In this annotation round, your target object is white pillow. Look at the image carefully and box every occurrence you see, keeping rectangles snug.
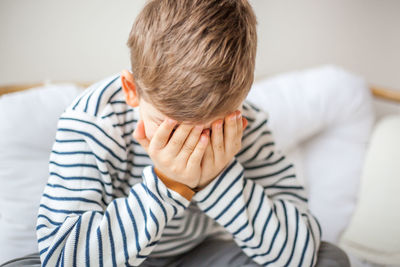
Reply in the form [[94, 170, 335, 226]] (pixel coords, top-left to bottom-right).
[[340, 115, 400, 266], [247, 64, 375, 244], [0, 84, 82, 263]]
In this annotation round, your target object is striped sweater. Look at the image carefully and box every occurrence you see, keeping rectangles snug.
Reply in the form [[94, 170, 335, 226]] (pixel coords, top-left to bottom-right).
[[36, 73, 321, 266]]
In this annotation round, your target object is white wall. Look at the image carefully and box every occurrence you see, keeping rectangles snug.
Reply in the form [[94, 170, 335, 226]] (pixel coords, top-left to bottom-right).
[[1, 0, 399, 91]]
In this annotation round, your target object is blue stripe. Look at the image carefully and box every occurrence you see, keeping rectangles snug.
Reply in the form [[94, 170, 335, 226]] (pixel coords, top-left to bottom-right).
[[42, 193, 102, 207], [57, 128, 125, 164], [55, 138, 85, 143], [38, 227, 59, 243], [97, 228, 103, 267], [105, 211, 117, 267], [284, 209, 299, 267], [270, 192, 308, 203], [166, 189, 186, 210], [42, 223, 76, 266], [73, 217, 81, 267], [265, 185, 304, 190], [244, 155, 285, 170], [51, 150, 92, 156], [52, 149, 138, 188], [36, 224, 47, 231], [59, 117, 125, 150], [237, 130, 269, 157], [152, 168, 165, 202], [108, 87, 122, 103], [247, 101, 261, 112], [243, 142, 275, 164], [39, 204, 85, 215], [46, 183, 102, 195], [37, 214, 62, 226], [85, 212, 96, 267], [124, 198, 141, 252], [73, 89, 91, 111], [49, 172, 116, 197], [197, 160, 237, 203], [112, 118, 137, 128], [130, 189, 151, 241], [262, 201, 289, 263], [298, 227, 310, 266], [214, 178, 247, 221], [94, 76, 120, 116], [50, 161, 99, 170], [149, 209, 160, 237], [39, 247, 48, 255], [224, 181, 256, 228], [140, 183, 168, 224], [101, 109, 133, 120], [241, 120, 268, 142], [247, 164, 293, 180], [110, 100, 126, 105], [84, 90, 95, 113], [203, 169, 244, 213], [157, 214, 194, 242]]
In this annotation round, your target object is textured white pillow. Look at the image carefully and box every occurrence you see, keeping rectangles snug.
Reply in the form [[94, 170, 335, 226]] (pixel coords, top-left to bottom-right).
[[247, 64, 375, 244], [0, 84, 82, 263], [340, 116, 400, 266]]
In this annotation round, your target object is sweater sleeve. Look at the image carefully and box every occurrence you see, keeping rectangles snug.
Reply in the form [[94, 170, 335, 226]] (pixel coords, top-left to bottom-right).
[[192, 109, 322, 267], [36, 110, 191, 267]]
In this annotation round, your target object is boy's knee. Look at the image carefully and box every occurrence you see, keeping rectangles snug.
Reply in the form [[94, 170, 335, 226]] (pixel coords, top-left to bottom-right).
[[315, 241, 351, 267]]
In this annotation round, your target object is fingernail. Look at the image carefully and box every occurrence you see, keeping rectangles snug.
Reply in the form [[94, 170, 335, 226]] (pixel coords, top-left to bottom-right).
[[230, 113, 236, 121], [168, 118, 177, 125], [195, 125, 203, 131], [236, 111, 242, 119], [217, 120, 223, 129]]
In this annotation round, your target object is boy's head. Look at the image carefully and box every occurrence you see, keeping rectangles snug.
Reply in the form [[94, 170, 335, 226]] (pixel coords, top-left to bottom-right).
[[121, 0, 257, 139]]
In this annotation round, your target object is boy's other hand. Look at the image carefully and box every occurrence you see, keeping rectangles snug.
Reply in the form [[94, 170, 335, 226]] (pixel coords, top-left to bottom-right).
[[196, 111, 248, 190], [133, 118, 209, 189]]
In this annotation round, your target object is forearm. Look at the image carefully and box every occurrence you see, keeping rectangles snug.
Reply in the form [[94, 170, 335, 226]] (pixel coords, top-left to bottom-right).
[[37, 165, 191, 266], [192, 159, 321, 266]]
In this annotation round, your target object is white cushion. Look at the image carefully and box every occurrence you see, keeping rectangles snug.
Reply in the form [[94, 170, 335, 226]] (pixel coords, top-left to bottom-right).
[[340, 115, 400, 265], [0, 84, 82, 263], [247, 64, 375, 244]]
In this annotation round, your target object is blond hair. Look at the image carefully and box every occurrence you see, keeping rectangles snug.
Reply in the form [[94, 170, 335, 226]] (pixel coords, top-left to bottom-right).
[[126, 0, 257, 122]]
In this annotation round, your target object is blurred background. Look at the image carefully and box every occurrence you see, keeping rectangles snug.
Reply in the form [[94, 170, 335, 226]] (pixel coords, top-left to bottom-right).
[[1, 0, 399, 89]]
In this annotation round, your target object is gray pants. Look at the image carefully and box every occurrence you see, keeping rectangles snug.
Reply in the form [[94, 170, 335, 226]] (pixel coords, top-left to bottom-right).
[[0, 239, 350, 267]]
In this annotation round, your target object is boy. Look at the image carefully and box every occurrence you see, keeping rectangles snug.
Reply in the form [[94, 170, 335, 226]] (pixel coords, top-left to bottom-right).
[[33, 0, 350, 266]]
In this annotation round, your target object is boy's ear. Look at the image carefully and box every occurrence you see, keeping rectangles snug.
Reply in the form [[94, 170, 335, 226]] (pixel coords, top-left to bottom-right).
[[121, 69, 139, 107]]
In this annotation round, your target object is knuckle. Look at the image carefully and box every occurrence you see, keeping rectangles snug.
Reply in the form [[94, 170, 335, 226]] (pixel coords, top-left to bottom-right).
[[216, 144, 224, 151], [170, 165, 179, 174], [182, 142, 196, 153], [170, 138, 181, 147]]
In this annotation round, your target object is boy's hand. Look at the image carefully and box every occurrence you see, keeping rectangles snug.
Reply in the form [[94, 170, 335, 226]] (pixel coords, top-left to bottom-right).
[[133, 118, 209, 189], [196, 110, 248, 190]]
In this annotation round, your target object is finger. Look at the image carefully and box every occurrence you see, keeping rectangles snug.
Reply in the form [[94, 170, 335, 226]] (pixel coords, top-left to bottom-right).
[[165, 123, 194, 156], [133, 120, 150, 150], [242, 117, 248, 130], [224, 111, 238, 151], [201, 130, 214, 166], [237, 110, 243, 136], [177, 124, 204, 163], [187, 133, 209, 169], [211, 118, 224, 159], [150, 118, 177, 150]]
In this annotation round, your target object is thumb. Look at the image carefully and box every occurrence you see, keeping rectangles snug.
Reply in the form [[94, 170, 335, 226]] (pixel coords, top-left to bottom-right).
[[133, 120, 150, 150]]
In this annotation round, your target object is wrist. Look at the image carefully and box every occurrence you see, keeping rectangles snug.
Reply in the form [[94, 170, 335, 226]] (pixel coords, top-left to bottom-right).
[[154, 167, 195, 201]]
